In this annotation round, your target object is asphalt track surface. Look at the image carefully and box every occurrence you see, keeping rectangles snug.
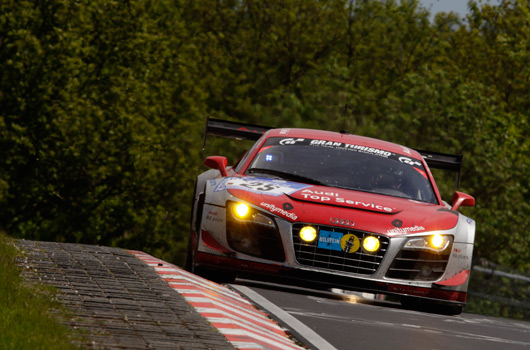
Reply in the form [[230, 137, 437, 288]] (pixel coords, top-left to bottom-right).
[[15, 240, 234, 350], [235, 281, 530, 350]]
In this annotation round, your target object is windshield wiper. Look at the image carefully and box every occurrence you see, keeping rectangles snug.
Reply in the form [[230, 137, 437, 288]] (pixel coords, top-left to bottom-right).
[[247, 168, 325, 186]]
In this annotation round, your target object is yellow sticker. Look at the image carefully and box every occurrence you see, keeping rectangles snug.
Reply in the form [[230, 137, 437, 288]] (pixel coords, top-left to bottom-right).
[[340, 234, 360, 253]]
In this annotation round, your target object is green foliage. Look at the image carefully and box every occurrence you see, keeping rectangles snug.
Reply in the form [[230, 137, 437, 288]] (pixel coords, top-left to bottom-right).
[[0, 232, 79, 349], [0, 0, 203, 262], [1, 0, 529, 278], [467, 261, 530, 319]]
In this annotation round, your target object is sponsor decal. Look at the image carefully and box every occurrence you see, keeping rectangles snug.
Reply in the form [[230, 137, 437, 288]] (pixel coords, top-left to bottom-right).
[[466, 218, 474, 225], [399, 156, 422, 167], [452, 252, 470, 260], [340, 234, 360, 253], [301, 189, 340, 197], [260, 202, 298, 220], [309, 139, 392, 157], [205, 209, 224, 223], [318, 230, 360, 253], [387, 225, 425, 235], [214, 177, 310, 196], [279, 138, 305, 145], [310, 140, 343, 148], [387, 284, 430, 297], [282, 202, 293, 210], [330, 217, 355, 227], [392, 219, 403, 228], [279, 128, 291, 135], [317, 230, 341, 251], [402, 147, 412, 155], [262, 137, 429, 171], [267, 138, 394, 158], [318, 231, 341, 250], [300, 189, 394, 212]]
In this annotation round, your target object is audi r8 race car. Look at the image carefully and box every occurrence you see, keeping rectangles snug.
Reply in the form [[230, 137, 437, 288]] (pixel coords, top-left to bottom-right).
[[185, 118, 476, 315]]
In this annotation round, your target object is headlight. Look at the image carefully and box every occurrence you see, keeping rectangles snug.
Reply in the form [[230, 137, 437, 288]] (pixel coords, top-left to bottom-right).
[[228, 201, 275, 227], [299, 226, 317, 243], [404, 235, 452, 251], [234, 203, 250, 219], [362, 236, 381, 253], [430, 234, 445, 249], [226, 201, 284, 261]]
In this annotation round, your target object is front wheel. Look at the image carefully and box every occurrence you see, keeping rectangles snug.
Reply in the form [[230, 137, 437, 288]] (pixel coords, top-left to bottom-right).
[[195, 266, 237, 284], [400, 296, 463, 315], [183, 231, 196, 272], [184, 218, 236, 283], [189, 241, 237, 284], [185, 184, 236, 284]]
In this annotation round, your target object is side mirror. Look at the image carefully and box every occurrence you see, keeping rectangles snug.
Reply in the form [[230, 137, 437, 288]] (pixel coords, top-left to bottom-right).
[[451, 191, 475, 211], [204, 156, 228, 177]]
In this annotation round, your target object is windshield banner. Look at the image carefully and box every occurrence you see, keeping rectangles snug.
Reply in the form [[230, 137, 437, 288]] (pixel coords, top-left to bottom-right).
[[264, 137, 425, 170]]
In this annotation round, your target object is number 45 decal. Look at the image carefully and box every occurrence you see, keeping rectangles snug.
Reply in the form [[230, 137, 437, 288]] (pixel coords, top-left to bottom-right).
[[214, 177, 311, 196], [239, 181, 280, 192]]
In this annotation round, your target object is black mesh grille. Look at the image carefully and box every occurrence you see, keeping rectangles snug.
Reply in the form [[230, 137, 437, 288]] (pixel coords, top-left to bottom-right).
[[386, 247, 451, 281], [227, 220, 285, 262], [292, 224, 389, 275]]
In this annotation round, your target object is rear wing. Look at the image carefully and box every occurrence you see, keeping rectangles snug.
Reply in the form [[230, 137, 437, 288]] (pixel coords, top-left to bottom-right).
[[203, 117, 464, 187], [202, 116, 272, 149], [416, 149, 463, 187]]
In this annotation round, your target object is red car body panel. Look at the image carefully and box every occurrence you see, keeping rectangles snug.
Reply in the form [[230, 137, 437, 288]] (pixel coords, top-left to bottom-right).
[[229, 186, 459, 236]]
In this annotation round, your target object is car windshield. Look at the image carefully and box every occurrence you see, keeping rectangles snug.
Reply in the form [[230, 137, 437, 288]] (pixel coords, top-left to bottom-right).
[[246, 137, 438, 203]]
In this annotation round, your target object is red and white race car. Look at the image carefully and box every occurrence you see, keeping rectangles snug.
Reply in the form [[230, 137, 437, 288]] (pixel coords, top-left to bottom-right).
[[185, 118, 475, 314]]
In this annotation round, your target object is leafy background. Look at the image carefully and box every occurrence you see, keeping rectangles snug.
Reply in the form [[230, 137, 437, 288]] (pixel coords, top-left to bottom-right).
[[1, 0, 529, 317]]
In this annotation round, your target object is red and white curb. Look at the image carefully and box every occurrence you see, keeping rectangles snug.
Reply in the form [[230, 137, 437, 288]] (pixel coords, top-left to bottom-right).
[[130, 251, 305, 350]]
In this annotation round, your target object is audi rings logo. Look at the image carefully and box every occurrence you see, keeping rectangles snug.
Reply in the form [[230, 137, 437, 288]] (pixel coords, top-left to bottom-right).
[[330, 218, 355, 227]]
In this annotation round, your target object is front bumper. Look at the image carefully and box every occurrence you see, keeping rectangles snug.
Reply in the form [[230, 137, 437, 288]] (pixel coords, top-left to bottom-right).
[[198, 203, 472, 305], [195, 251, 467, 304]]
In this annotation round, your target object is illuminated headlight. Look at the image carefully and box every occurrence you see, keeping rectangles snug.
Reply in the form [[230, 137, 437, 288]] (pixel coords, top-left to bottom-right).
[[228, 202, 275, 227], [234, 203, 250, 219], [404, 235, 452, 251], [430, 234, 445, 249], [299, 226, 317, 243], [362, 236, 380, 253]]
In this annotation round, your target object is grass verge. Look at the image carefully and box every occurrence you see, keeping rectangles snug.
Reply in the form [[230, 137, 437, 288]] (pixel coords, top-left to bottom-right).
[[0, 232, 80, 349]]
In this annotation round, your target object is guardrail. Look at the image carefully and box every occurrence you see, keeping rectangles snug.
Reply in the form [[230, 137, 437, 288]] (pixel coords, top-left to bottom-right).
[[467, 260, 530, 319]]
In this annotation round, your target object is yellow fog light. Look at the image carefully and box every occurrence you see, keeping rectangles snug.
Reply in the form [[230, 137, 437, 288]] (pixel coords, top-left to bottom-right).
[[363, 236, 380, 253], [430, 234, 445, 249], [234, 203, 250, 219], [299, 226, 317, 243]]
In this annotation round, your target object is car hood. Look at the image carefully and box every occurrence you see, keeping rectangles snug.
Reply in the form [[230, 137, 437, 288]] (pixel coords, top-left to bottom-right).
[[225, 180, 458, 237]]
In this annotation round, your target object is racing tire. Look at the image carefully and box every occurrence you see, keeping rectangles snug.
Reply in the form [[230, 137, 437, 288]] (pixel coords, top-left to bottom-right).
[[194, 266, 237, 284], [400, 296, 463, 316], [183, 232, 195, 272], [440, 304, 463, 316], [185, 187, 236, 284], [184, 183, 201, 272]]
